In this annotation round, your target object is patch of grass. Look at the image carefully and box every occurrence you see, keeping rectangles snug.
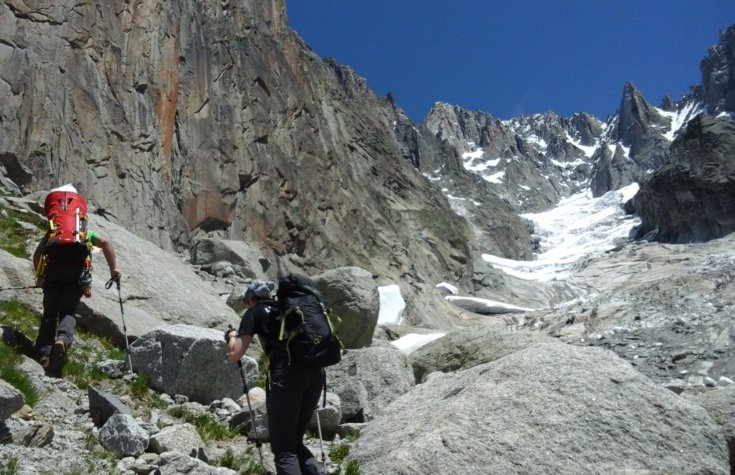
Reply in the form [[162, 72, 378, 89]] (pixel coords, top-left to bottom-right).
[[88, 371, 162, 411], [167, 406, 239, 442], [329, 443, 350, 464], [0, 203, 45, 258], [215, 448, 269, 475], [74, 326, 125, 361], [63, 360, 106, 389], [344, 460, 361, 475], [0, 301, 40, 336], [0, 343, 39, 406], [0, 456, 20, 475], [129, 372, 154, 401], [326, 443, 363, 475], [100, 341, 125, 361]]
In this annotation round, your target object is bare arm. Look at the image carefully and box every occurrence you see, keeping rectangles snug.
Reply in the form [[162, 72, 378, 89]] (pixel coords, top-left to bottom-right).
[[92, 235, 121, 282], [226, 331, 253, 363]]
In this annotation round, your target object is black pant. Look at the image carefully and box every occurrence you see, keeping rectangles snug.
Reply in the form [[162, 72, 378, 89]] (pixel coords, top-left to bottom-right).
[[267, 362, 325, 475], [35, 265, 82, 355]]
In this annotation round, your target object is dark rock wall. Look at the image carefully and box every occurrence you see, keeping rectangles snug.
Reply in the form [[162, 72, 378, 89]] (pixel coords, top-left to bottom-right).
[[700, 25, 735, 114], [628, 116, 735, 243]]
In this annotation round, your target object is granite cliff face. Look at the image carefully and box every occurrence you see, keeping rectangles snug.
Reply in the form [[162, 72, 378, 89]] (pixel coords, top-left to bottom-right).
[[0, 0, 498, 324]]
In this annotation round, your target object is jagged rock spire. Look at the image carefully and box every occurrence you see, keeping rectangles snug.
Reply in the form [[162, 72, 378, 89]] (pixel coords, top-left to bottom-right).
[[699, 24, 735, 114], [615, 81, 661, 155]]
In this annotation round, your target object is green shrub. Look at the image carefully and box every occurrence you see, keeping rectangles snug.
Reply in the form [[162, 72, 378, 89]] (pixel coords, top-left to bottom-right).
[[0, 343, 38, 406]]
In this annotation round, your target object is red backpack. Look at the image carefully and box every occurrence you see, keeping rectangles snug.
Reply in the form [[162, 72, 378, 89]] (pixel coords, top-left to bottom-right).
[[42, 187, 91, 265]]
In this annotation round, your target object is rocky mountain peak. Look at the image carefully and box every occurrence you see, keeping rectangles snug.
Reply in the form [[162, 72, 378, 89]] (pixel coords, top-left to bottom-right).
[[700, 24, 735, 114], [614, 81, 665, 154]]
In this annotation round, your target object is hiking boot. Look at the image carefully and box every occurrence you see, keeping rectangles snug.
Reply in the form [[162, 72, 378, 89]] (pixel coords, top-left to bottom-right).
[[47, 340, 67, 378], [37, 354, 50, 368]]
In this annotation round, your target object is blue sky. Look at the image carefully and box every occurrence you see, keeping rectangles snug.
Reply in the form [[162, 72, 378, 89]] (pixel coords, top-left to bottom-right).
[[285, 1, 734, 122]]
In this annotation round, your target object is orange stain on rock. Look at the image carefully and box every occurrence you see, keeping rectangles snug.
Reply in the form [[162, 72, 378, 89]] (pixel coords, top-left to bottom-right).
[[155, 34, 180, 176]]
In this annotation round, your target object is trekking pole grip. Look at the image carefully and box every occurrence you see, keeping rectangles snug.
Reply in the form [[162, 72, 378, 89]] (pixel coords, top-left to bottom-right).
[[105, 277, 121, 290]]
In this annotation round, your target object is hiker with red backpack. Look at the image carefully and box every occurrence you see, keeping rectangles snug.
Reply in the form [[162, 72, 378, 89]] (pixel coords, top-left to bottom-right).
[[225, 276, 341, 475], [32, 185, 121, 377]]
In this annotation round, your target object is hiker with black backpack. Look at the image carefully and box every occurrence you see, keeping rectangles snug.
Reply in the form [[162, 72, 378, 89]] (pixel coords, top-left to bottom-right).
[[32, 185, 121, 378], [225, 277, 337, 475]]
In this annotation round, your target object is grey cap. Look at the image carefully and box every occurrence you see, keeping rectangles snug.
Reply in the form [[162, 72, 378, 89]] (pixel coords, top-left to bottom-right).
[[244, 280, 275, 300]]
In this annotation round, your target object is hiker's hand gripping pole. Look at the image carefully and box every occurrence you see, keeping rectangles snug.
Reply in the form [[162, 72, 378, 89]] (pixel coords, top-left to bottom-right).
[[106, 278, 133, 375]]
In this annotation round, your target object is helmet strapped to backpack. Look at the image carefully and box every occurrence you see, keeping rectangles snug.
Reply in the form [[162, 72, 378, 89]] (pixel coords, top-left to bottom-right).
[[276, 274, 344, 368]]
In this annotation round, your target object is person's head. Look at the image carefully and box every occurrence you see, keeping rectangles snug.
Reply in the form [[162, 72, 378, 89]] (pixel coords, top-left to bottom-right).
[[242, 280, 275, 308]]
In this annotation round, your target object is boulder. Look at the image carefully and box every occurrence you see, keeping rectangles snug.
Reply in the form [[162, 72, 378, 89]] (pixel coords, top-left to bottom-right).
[[128, 324, 259, 404], [314, 267, 380, 349], [307, 392, 341, 440], [149, 423, 205, 456], [230, 387, 268, 441], [190, 238, 272, 279], [88, 385, 132, 427], [349, 341, 729, 474], [157, 451, 238, 475], [0, 380, 24, 421], [408, 325, 554, 382], [683, 386, 735, 474], [98, 413, 149, 458], [327, 346, 414, 421]]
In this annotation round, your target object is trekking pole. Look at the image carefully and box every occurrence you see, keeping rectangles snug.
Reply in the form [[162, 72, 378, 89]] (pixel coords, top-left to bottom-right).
[[105, 278, 133, 375], [314, 407, 327, 472], [0, 285, 40, 292], [236, 359, 266, 469]]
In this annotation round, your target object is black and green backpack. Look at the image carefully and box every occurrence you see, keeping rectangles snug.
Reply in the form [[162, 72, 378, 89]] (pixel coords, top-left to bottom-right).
[[275, 273, 344, 368]]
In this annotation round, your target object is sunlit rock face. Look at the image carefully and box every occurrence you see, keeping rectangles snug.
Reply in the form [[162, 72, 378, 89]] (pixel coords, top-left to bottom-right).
[[0, 0, 498, 325]]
